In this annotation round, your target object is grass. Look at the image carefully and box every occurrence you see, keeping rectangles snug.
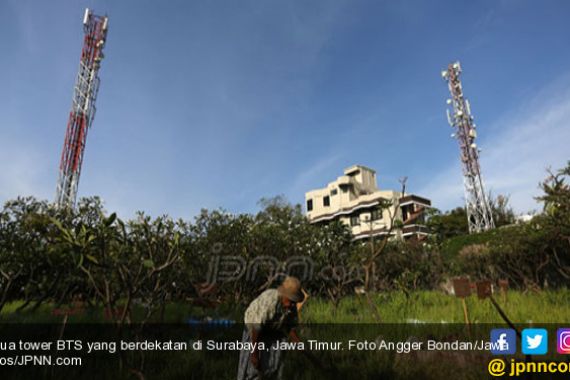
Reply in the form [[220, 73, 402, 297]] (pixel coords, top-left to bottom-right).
[[2, 289, 569, 324], [1, 290, 568, 379], [302, 289, 570, 323]]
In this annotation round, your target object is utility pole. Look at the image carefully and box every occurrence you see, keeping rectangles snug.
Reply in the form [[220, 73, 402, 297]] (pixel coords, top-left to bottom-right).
[[441, 61, 494, 233]]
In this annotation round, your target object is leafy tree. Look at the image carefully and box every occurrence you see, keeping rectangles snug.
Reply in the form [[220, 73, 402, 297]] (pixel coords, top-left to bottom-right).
[[452, 163, 570, 288], [1, 163, 568, 320], [488, 193, 516, 227], [426, 207, 469, 242]]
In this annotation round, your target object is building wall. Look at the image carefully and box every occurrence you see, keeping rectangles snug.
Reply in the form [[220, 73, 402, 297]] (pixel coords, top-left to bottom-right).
[[304, 165, 430, 240]]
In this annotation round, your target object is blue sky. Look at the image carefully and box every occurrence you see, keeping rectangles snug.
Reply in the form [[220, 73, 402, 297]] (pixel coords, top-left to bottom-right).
[[1, 0, 569, 219]]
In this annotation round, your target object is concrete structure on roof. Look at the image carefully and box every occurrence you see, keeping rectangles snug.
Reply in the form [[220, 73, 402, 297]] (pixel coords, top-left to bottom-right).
[[304, 165, 431, 240]]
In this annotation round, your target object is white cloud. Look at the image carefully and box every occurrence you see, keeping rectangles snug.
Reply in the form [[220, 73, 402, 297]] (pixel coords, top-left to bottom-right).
[[419, 75, 570, 214]]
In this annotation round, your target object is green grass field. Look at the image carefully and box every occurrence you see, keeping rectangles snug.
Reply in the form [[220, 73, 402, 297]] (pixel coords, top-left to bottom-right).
[[1, 290, 568, 379], [2, 289, 569, 323], [302, 289, 570, 323]]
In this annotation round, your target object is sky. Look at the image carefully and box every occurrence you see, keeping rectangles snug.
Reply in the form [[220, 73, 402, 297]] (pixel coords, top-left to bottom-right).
[[1, 0, 569, 219]]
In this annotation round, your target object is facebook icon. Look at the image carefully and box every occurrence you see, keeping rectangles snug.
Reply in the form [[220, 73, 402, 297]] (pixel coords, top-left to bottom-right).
[[490, 328, 516, 354]]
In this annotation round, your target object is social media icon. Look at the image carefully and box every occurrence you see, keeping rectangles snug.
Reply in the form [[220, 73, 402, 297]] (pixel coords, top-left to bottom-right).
[[522, 329, 548, 354], [490, 329, 516, 355], [557, 328, 570, 354]]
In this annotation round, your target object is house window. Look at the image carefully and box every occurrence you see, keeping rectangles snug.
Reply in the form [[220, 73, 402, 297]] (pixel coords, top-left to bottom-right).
[[401, 204, 412, 222], [371, 208, 383, 221], [350, 215, 360, 226], [331, 189, 338, 196], [307, 199, 313, 212], [323, 196, 330, 207]]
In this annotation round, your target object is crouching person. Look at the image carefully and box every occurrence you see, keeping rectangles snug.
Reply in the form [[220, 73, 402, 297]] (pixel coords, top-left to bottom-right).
[[237, 276, 304, 380]]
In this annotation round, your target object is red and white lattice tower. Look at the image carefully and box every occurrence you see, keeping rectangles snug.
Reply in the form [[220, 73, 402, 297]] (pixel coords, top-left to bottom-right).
[[441, 61, 495, 233], [55, 9, 108, 208]]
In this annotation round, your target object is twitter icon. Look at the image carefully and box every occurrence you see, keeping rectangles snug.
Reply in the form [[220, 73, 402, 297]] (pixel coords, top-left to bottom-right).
[[522, 328, 548, 354]]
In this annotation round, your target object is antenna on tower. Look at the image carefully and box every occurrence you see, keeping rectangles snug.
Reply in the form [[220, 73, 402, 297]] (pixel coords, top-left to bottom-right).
[[441, 61, 495, 233], [55, 9, 109, 209]]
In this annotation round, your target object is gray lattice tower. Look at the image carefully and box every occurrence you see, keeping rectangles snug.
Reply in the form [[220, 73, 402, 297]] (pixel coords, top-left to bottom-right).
[[441, 61, 494, 233], [55, 9, 108, 208]]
